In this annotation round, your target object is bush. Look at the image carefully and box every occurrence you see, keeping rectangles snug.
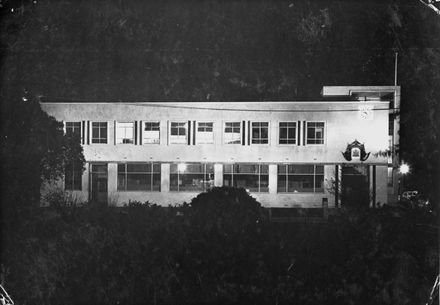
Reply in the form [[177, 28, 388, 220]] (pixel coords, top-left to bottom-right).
[[1, 188, 437, 305]]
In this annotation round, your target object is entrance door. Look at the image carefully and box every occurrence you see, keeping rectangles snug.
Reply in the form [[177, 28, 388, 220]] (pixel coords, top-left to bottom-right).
[[341, 165, 369, 208], [90, 163, 108, 206]]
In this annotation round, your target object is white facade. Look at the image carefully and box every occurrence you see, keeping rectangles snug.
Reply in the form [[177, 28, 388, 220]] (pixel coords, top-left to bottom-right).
[[41, 86, 400, 208]]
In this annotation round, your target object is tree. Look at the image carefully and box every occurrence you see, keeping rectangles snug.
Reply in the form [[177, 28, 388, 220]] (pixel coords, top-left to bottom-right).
[[0, 91, 85, 212]]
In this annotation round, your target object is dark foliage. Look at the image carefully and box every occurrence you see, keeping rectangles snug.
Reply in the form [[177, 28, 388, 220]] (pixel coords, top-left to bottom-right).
[[1, 188, 437, 305], [0, 93, 85, 214]]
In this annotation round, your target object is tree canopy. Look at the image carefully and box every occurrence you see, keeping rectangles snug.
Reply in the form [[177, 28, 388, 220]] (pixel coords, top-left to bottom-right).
[[0, 92, 85, 212]]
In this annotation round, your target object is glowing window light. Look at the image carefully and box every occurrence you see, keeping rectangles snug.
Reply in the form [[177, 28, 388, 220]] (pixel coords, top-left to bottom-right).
[[177, 163, 187, 172]]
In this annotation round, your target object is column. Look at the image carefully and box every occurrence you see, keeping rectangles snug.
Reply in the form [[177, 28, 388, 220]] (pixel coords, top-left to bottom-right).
[[268, 164, 277, 194], [214, 163, 223, 187], [369, 165, 374, 208], [82, 162, 90, 200], [161, 163, 170, 192], [107, 162, 118, 206]]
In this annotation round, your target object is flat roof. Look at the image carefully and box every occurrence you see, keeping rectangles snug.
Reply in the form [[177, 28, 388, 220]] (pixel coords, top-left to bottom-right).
[[322, 86, 400, 97]]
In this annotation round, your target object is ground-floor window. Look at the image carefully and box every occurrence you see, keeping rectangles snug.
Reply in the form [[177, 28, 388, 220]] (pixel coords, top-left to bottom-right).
[[223, 164, 269, 193], [277, 164, 324, 193], [117, 163, 161, 191], [170, 163, 214, 192], [65, 162, 82, 191]]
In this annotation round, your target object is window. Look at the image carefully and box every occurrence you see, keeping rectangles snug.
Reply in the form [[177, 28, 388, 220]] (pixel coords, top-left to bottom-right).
[[116, 122, 134, 144], [306, 122, 325, 144], [91, 122, 108, 144], [223, 164, 269, 193], [65, 162, 82, 191], [279, 122, 296, 144], [144, 122, 160, 144], [387, 167, 393, 187], [170, 163, 214, 192], [170, 122, 187, 144], [224, 122, 241, 144], [66, 122, 81, 139], [251, 122, 269, 144], [197, 122, 214, 144], [277, 164, 324, 193], [117, 163, 161, 191]]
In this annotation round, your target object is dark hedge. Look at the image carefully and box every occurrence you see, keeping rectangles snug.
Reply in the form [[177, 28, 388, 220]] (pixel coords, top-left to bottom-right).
[[1, 187, 437, 305]]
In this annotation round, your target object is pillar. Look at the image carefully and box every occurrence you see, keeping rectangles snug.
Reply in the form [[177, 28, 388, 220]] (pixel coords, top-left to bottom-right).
[[214, 163, 223, 187], [161, 163, 170, 192], [269, 164, 277, 194], [107, 162, 118, 205], [81, 162, 90, 195]]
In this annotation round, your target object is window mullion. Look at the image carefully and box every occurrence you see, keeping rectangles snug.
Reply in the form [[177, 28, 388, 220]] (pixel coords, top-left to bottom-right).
[[258, 165, 260, 193], [124, 164, 127, 191], [313, 165, 316, 193], [203, 164, 206, 191], [71, 162, 74, 190], [232, 165, 234, 187]]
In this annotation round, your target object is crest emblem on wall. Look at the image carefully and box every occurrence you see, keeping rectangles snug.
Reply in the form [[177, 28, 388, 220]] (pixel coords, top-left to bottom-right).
[[342, 139, 370, 161]]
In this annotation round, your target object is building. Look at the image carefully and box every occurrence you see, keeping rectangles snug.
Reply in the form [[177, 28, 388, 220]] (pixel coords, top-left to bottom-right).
[[40, 85, 400, 208]]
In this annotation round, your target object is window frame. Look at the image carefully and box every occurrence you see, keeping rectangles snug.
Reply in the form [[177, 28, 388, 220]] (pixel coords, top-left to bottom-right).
[[115, 122, 135, 144], [196, 122, 214, 145], [223, 121, 242, 145], [143, 121, 160, 145], [278, 121, 297, 145], [91, 122, 108, 144], [65, 161, 82, 191], [169, 121, 188, 145], [223, 163, 269, 193], [117, 162, 161, 192], [306, 121, 325, 145], [277, 164, 324, 193], [65, 121, 82, 140], [170, 163, 215, 192], [251, 121, 270, 145]]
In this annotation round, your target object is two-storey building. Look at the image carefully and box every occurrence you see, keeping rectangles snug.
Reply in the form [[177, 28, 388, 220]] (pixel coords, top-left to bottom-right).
[[40, 85, 400, 208]]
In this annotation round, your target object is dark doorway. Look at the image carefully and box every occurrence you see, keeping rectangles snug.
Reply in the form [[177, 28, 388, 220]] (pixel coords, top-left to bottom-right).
[[341, 165, 370, 208], [90, 163, 108, 206]]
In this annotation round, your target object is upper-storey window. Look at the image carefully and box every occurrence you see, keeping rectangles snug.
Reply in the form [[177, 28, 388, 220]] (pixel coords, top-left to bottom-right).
[[170, 122, 187, 144], [224, 122, 241, 144], [116, 122, 134, 144], [279, 122, 296, 145], [144, 122, 160, 144], [306, 122, 325, 145], [197, 122, 214, 144], [91, 122, 108, 144], [66, 122, 81, 137], [251, 122, 269, 144]]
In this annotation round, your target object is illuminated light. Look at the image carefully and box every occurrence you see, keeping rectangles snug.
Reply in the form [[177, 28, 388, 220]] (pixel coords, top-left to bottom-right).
[[399, 163, 410, 174], [22, 97, 28, 101], [177, 163, 187, 172]]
